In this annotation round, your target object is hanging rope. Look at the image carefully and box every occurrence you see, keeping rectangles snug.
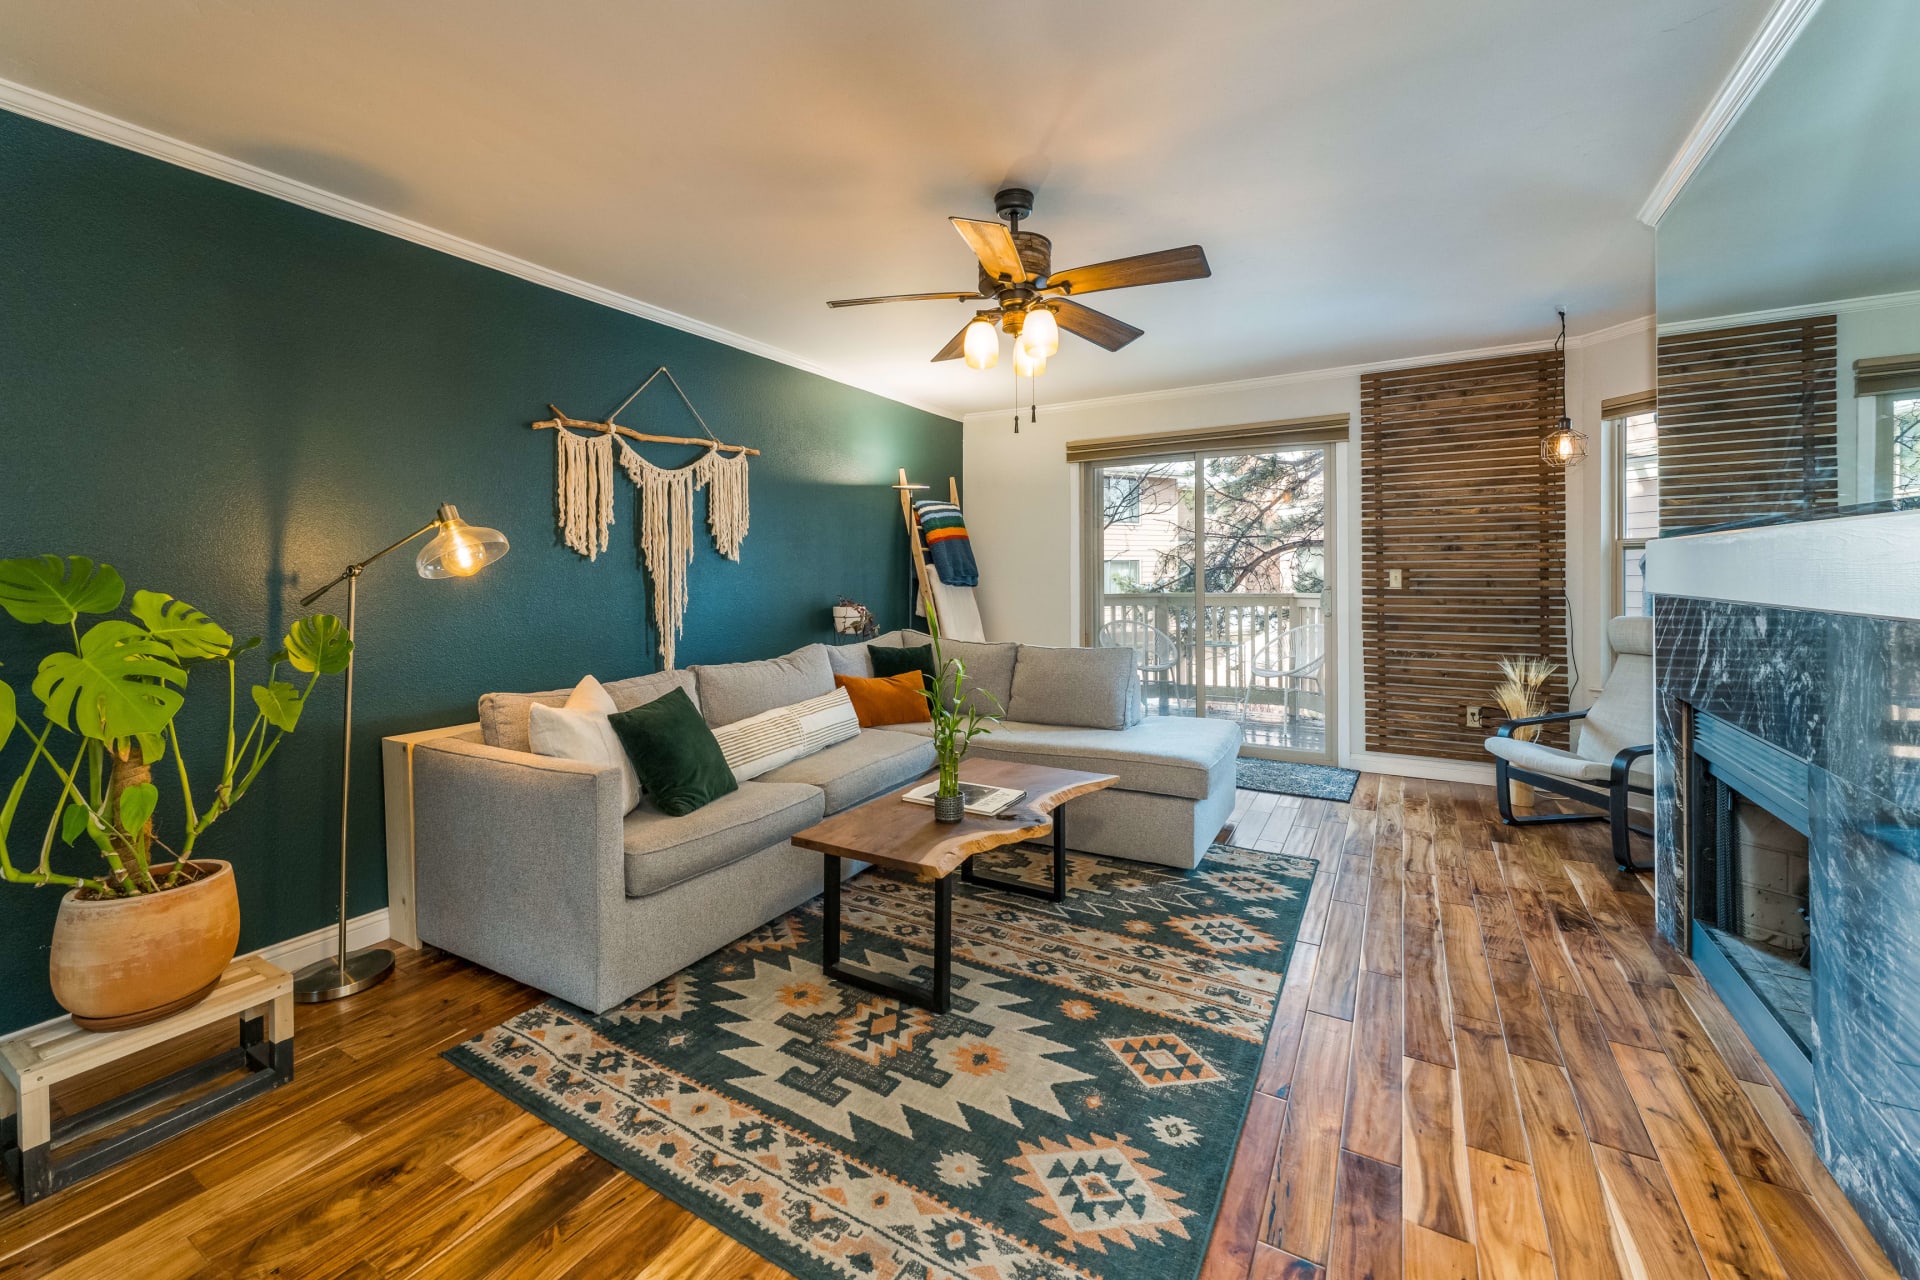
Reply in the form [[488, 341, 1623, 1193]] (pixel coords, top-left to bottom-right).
[[694, 448, 751, 561], [618, 440, 701, 669], [554, 427, 617, 560]]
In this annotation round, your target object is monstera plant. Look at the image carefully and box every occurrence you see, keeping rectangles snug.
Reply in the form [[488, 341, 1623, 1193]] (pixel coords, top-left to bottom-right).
[[0, 555, 351, 1028]]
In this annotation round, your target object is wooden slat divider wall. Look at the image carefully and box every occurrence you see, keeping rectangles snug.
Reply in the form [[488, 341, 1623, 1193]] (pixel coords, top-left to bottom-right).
[[1361, 352, 1567, 761], [1654, 315, 1837, 532]]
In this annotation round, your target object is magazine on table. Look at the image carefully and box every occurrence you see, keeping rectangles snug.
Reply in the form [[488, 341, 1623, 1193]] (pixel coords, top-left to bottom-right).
[[901, 781, 1026, 815]]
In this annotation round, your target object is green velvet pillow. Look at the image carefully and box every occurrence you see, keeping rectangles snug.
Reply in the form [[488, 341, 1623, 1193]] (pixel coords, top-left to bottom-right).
[[607, 687, 739, 816], [869, 642, 936, 689]]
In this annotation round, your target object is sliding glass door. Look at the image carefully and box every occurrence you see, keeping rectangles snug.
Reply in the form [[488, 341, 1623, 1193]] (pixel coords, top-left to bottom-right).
[[1087, 443, 1334, 762]]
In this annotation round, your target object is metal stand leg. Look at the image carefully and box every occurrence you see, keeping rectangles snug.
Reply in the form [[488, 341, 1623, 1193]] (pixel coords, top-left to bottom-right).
[[821, 854, 952, 1013], [961, 803, 1070, 904], [823, 854, 841, 971]]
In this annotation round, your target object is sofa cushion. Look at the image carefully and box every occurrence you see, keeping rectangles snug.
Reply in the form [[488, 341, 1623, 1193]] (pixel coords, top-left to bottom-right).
[[526, 676, 642, 812], [836, 671, 932, 727], [870, 642, 937, 686], [825, 631, 920, 680], [711, 688, 861, 782], [960, 716, 1241, 800], [607, 687, 739, 816], [901, 631, 1017, 717], [479, 669, 697, 753], [691, 644, 835, 727], [1006, 644, 1139, 730], [761, 729, 937, 813], [621, 781, 825, 897]]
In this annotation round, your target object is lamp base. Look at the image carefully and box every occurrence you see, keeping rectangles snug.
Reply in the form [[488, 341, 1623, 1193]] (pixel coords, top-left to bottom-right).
[[292, 946, 396, 1003]]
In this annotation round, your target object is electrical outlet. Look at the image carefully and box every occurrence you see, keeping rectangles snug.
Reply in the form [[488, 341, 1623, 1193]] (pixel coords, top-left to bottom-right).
[[1466, 705, 1483, 728], [1388, 568, 1403, 589]]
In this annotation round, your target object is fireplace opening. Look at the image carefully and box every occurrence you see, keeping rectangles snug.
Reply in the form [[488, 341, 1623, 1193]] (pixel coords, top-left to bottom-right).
[[1685, 708, 1815, 1107]]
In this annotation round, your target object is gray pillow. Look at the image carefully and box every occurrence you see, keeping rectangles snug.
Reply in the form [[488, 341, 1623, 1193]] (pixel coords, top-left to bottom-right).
[[902, 632, 1017, 718], [1006, 644, 1139, 729], [690, 643, 835, 727], [826, 643, 874, 679], [479, 669, 697, 753]]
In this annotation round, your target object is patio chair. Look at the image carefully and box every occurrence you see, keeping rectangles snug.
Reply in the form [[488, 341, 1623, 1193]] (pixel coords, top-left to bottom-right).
[[1485, 615, 1654, 872], [1246, 621, 1324, 722], [1097, 619, 1180, 714]]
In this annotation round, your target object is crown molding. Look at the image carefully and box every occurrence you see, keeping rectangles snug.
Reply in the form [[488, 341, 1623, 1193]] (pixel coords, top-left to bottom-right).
[[1656, 287, 1920, 337], [0, 76, 955, 421], [963, 315, 1654, 424], [1636, 0, 1825, 228]]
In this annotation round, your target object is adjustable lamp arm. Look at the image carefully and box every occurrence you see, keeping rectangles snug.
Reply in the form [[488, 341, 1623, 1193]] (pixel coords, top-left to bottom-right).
[[298, 505, 459, 607]]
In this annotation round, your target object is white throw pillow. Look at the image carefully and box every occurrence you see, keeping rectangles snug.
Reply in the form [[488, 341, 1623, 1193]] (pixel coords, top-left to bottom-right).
[[711, 688, 861, 782], [527, 676, 642, 813]]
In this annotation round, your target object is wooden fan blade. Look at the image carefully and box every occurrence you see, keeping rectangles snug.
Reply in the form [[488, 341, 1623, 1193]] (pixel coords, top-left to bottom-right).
[[1053, 299, 1143, 351], [951, 217, 1028, 284], [827, 291, 980, 308], [1047, 245, 1210, 295], [932, 319, 974, 362]]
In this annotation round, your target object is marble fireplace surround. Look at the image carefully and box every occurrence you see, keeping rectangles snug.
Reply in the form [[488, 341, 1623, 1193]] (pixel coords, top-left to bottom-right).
[[1647, 512, 1920, 1274]]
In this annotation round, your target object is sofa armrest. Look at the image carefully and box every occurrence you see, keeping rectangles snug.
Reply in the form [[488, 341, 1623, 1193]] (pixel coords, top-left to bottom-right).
[[410, 737, 628, 1008]]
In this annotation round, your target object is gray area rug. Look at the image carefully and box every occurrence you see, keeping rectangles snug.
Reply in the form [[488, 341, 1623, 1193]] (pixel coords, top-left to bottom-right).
[[1235, 757, 1360, 802]]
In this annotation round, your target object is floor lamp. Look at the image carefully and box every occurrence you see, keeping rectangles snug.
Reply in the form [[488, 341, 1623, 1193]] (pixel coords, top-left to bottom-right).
[[293, 503, 508, 1002]]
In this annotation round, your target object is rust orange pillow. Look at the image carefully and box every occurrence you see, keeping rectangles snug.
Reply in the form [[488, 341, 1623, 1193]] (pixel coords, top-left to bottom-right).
[[834, 671, 931, 727]]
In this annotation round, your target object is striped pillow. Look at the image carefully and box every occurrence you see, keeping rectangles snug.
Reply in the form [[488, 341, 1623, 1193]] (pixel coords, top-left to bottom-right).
[[711, 687, 861, 782]]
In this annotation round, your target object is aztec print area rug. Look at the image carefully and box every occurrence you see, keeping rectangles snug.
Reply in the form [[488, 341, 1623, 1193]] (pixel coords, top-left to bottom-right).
[[1234, 757, 1360, 803], [447, 842, 1315, 1280]]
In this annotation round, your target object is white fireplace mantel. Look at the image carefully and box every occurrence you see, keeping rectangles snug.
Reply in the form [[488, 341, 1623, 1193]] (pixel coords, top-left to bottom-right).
[[1644, 509, 1920, 621]]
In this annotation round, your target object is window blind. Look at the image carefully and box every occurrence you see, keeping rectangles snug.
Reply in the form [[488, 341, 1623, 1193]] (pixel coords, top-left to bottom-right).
[[1854, 354, 1920, 400], [1064, 414, 1349, 464], [1600, 390, 1658, 419], [1654, 315, 1837, 533], [1360, 351, 1567, 762]]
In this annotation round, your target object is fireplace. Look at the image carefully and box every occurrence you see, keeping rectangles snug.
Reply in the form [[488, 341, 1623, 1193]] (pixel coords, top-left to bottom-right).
[[1684, 709, 1814, 1106]]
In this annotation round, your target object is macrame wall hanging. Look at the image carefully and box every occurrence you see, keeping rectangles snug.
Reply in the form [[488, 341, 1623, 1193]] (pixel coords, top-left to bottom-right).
[[533, 367, 758, 668]]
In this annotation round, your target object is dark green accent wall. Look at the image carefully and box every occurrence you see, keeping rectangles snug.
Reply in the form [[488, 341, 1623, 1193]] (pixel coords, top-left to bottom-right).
[[0, 109, 960, 1032]]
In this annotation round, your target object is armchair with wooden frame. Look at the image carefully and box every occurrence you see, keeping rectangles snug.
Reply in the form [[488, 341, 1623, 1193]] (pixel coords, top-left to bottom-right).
[[1484, 616, 1654, 873]]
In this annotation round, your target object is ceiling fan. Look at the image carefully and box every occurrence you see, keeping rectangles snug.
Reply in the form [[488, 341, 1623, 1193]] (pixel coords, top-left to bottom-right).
[[827, 186, 1211, 374]]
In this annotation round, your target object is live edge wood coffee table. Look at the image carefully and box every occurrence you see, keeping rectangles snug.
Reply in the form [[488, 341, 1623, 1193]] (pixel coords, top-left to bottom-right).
[[790, 759, 1117, 1014]]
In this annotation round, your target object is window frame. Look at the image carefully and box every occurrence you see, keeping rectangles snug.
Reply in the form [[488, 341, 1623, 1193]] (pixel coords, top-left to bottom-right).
[[1607, 400, 1659, 620]]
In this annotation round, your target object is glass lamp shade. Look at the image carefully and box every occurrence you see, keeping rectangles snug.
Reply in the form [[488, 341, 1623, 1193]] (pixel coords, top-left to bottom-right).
[[1012, 342, 1046, 378], [417, 504, 509, 578], [962, 317, 999, 370], [1021, 305, 1059, 358]]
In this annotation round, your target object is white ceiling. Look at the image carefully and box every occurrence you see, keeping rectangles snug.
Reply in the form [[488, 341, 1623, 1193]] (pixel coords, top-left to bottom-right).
[[0, 0, 1768, 419]]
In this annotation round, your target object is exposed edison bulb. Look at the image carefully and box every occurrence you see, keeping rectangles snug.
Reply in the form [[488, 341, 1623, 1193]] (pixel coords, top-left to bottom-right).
[[417, 504, 510, 579], [962, 317, 998, 370], [1539, 420, 1587, 467], [1013, 343, 1046, 377], [1021, 305, 1059, 358]]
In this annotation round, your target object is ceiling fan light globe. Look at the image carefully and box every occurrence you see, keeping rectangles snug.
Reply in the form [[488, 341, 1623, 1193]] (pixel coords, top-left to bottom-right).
[[1013, 344, 1045, 377], [962, 317, 999, 370], [1022, 306, 1060, 358]]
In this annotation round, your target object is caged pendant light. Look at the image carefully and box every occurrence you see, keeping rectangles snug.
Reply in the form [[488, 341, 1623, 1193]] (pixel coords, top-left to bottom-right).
[[1541, 310, 1587, 468]]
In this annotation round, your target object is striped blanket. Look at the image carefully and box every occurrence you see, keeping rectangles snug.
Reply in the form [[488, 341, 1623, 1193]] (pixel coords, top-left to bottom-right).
[[912, 498, 978, 587]]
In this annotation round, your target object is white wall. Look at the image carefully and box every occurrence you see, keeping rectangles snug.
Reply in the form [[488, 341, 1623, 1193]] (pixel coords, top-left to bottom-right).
[[963, 321, 1654, 781]]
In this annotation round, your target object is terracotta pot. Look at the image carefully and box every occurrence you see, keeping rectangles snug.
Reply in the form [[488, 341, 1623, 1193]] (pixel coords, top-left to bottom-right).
[[49, 860, 240, 1031]]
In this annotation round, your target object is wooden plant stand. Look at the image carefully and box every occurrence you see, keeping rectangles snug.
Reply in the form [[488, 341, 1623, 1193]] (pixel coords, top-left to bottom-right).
[[0, 955, 295, 1205]]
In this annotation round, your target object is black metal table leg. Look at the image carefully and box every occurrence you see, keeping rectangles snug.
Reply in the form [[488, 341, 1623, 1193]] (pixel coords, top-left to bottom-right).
[[961, 802, 1070, 903], [821, 855, 953, 1014]]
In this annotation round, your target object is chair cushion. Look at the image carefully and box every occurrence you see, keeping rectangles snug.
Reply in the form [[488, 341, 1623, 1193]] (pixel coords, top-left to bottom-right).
[[691, 644, 835, 727], [1578, 649, 1653, 771], [962, 716, 1241, 800], [1006, 644, 1139, 730], [1486, 733, 1652, 787], [835, 672, 932, 727], [1608, 615, 1653, 657], [621, 781, 825, 897], [479, 670, 696, 753], [901, 632, 1017, 717], [761, 729, 936, 813]]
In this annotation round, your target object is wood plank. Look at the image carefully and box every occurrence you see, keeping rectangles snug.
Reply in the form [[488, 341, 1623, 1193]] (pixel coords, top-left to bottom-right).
[[1508, 1054, 1625, 1278], [1553, 904, 1662, 1051], [1465, 1148, 1555, 1280], [1670, 973, 1770, 1087], [1402, 873, 1455, 1068], [1307, 901, 1365, 1020], [1563, 861, 1674, 990], [1264, 1013, 1354, 1264], [1739, 1177, 1871, 1280], [1611, 1044, 1789, 1280], [1592, 1146, 1712, 1280], [1250, 1244, 1325, 1279], [1451, 1019, 1527, 1163], [1201, 1093, 1287, 1280], [1640, 985, 1802, 1190], [1486, 959, 1562, 1065], [1439, 903, 1500, 1028], [1741, 1082, 1903, 1280], [1345, 970, 1403, 1166], [1537, 987, 1657, 1158], [1300, 862, 1338, 947], [1362, 851, 1406, 978], [1401, 1058, 1472, 1244], [1330, 1150, 1402, 1280], [1405, 1222, 1479, 1280], [1257, 942, 1321, 1098]]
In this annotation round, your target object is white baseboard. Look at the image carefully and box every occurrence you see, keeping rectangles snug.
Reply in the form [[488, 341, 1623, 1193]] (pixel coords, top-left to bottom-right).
[[1, 908, 395, 1041], [1340, 751, 1495, 786]]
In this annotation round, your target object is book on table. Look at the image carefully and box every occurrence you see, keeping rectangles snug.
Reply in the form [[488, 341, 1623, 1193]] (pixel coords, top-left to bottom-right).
[[901, 781, 1027, 815]]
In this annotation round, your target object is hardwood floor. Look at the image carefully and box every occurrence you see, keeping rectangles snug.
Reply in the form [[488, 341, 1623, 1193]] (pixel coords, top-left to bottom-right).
[[0, 779, 1894, 1278]]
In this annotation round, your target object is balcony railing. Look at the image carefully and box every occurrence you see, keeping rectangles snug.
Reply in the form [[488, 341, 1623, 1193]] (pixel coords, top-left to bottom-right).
[[1096, 592, 1324, 715]]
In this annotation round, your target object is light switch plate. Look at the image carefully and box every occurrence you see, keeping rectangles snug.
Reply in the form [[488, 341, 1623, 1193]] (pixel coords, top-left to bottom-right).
[[1466, 706, 1483, 727], [1388, 568, 1403, 589]]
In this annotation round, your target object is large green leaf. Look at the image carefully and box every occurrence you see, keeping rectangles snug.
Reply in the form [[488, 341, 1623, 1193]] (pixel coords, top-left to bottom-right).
[[130, 590, 233, 661], [283, 614, 352, 675], [251, 681, 308, 732], [0, 677, 13, 754], [33, 620, 187, 741], [0, 556, 125, 625]]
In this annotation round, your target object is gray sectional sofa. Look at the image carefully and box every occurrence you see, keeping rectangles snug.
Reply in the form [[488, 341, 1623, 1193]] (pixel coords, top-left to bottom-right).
[[410, 634, 1240, 1013]]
